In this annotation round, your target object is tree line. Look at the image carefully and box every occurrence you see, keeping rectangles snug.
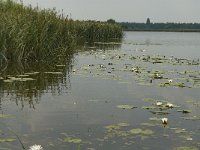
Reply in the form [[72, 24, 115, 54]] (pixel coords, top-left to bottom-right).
[[116, 18, 200, 32]]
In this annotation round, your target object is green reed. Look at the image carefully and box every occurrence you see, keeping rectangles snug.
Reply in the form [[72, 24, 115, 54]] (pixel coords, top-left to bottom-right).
[[0, 0, 123, 62]]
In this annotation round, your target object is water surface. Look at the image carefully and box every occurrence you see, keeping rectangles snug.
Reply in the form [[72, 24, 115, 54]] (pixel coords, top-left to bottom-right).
[[1, 31, 200, 150]]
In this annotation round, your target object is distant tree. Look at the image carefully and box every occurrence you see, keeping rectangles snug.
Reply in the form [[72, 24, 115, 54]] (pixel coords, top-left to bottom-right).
[[146, 18, 151, 25], [119, 21, 200, 31], [107, 19, 116, 24]]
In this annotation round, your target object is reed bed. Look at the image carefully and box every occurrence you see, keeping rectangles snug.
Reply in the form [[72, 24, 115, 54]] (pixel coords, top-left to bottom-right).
[[0, 0, 123, 62]]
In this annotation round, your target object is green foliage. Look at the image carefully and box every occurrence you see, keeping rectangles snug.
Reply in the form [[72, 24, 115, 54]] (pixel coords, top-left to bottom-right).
[[146, 18, 151, 25], [107, 19, 116, 24], [120, 21, 200, 31], [0, 0, 123, 62]]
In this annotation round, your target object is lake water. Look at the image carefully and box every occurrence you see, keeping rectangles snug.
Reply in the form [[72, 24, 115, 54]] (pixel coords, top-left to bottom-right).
[[1, 31, 200, 150]]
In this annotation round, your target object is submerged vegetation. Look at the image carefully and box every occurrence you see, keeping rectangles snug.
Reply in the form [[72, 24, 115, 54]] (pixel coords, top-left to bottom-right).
[[0, 0, 123, 62]]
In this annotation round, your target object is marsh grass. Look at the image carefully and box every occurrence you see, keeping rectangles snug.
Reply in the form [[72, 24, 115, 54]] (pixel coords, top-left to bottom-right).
[[0, 0, 123, 62]]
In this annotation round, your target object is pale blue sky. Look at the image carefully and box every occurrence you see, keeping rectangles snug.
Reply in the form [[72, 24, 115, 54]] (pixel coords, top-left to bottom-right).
[[21, 0, 200, 23]]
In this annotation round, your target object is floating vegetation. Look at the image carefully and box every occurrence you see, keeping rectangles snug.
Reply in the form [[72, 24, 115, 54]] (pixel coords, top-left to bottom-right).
[[105, 125, 121, 130], [29, 145, 43, 150], [160, 82, 187, 88], [63, 138, 82, 144], [0, 114, 11, 118], [117, 123, 130, 127], [116, 105, 137, 109], [73, 48, 200, 90], [149, 117, 161, 121], [129, 128, 154, 135], [103, 122, 155, 144], [174, 128, 187, 134], [104, 123, 130, 140], [141, 123, 155, 127], [142, 106, 157, 110], [173, 146, 199, 150], [150, 110, 169, 115], [166, 103, 174, 108], [181, 116, 200, 121], [0, 138, 15, 143], [177, 110, 191, 114], [156, 101, 163, 106], [179, 135, 193, 141], [161, 118, 168, 125]]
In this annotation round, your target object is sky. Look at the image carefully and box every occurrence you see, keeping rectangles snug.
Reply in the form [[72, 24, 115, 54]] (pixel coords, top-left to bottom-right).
[[21, 0, 200, 23]]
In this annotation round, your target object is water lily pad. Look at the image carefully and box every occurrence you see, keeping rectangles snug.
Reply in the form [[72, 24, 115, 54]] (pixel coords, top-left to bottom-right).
[[129, 128, 154, 135], [177, 110, 191, 114], [117, 123, 130, 127], [173, 146, 198, 150], [149, 117, 160, 121], [0, 138, 15, 142], [150, 110, 169, 115], [143, 98, 155, 102], [116, 105, 137, 109], [63, 138, 82, 144], [142, 106, 157, 110], [181, 116, 200, 120], [179, 135, 193, 141], [175, 128, 187, 134], [0, 114, 11, 118], [141, 123, 155, 127], [105, 125, 120, 130]]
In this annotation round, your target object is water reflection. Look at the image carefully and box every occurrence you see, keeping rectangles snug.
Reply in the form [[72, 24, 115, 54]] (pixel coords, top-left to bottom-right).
[[0, 53, 8, 72], [145, 38, 151, 46], [0, 42, 122, 110], [0, 56, 73, 109]]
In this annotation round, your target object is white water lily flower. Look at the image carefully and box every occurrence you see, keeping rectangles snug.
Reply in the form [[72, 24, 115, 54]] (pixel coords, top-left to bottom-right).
[[186, 137, 193, 141], [166, 103, 174, 108], [131, 67, 137, 71], [156, 102, 163, 106], [161, 118, 168, 124], [29, 145, 43, 150], [168, 79, 173, 83]]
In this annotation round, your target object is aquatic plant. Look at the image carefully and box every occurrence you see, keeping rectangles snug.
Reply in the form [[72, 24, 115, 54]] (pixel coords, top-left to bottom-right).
[[29, 145, 43, 150], [166, 103, 174, 108], [161, 118, 168, 124], [0, 0, 123, 62]]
